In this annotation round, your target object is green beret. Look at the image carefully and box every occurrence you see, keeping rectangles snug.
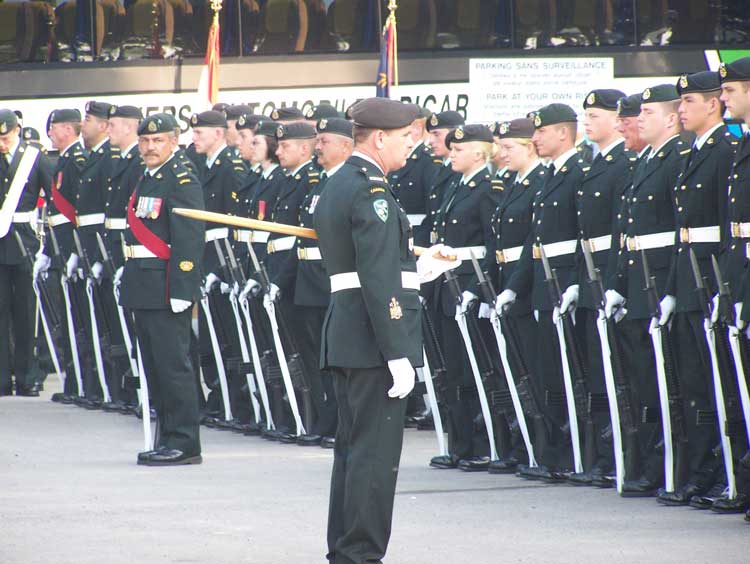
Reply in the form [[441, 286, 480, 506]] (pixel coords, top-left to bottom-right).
[[236, 114, 263, 131], [48, 109, 81, 125], [138, 113, 176, 136], [22, 126, 40, 141], [494, 118, 534, 139], [270, 107, 305, 121], [426, 111, 465, 132], [212, 102, 230, 113], [445, 123, 493, 149], [190, 110, 227, 129], [276, 122, 316, 140], [224, 104, 253, 121], [316, 117, 353, 138], [85, 100, 113, 119], [533, 103, 577, 128], [348, 98, 420, 130], [254, 120, 281, 137], [641, 84, 679, 103], [109, 105, 143, 120], [719, 57, 750, 83], [305, 103, 340, 120], [583, 89, 626, 111], [616, 94, 642, 118], [0, 109, 19, 135], [676, 71, 721, 94]]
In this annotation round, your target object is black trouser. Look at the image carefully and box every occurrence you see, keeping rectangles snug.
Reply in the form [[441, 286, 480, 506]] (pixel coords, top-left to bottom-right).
[[134, 307, 201, 455], [45, 269, 80, 396], [0, 262, 35, 392], [297, 305, 338, 437], [327, 365, 408, 564], [575, 308, 615, 474], [98, 277, 132, 404], [71, 277, 105, 401], [671, 311, 721, 488], [534, 311, 573, 471], [616, 317, 663, 484]]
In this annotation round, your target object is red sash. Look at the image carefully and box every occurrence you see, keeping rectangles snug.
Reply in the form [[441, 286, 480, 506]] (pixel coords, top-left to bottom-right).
[[127, 183, 171, 260], [50, 171, 77, 224]]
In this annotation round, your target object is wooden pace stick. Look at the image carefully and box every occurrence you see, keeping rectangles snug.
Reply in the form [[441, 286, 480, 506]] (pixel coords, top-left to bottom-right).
[[172, 207, 457, 259]]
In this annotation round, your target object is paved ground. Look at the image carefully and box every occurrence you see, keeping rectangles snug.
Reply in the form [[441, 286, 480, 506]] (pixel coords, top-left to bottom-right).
[[1, 379, 748, 564]]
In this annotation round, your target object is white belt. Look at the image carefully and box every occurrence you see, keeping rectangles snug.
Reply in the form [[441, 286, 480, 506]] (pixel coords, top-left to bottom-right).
[[105, 218, 127, 230], [731, 222, 750, 238], [234, 229, 270, 244], [626, 231, 674, 252], [679, 226, 720, 244], [496, 245, 523, 264], [123, 244, 165, 259], [77, 213, 105, 227], [330, 271, 421, 293], [297, 246, 322, 260], [407, 214, 426, 226], [205, 227, 229, 242], [533, 239, 577, 259], [48, 214, 71, 227], [12, 211, 36, 223], [267, 235, 296, 254], [582, 234, 612, 253], [452, 246, 487, 261]]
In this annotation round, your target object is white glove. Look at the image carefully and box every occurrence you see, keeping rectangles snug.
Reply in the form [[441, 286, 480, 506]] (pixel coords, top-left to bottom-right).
[[416, 243, 462, 283], [219, 282, 231, 295], [658, 295, 676, 326], [170, 298, 192, 313], [649, 317, 659, 335], [66, 253, 79, 279], [560, 284, 579, 315], [604, 289, 625, 319], [240, 278, 261, 301], [458, 290, 478, 315], [263, 282, 281, 308], [552, 306, 562, 325], [495, 289, 517, 315], [387, 357, 415, 399], [91, 261, 103, 281], [113, 266, 124, 287], [735, 302, 745, 330], [419, 295, 426, 305], [33, 253, 51, 280], [710, 294, 720, 324], [204, 273, 220, 294], [478, 303, 492, 319]]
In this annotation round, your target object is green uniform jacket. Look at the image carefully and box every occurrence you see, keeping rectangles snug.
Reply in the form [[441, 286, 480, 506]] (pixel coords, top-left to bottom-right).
[[119, 156, 205, 309], [313, 155, 423, 370]]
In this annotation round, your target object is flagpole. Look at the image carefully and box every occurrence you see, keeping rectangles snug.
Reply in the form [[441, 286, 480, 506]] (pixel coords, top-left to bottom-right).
[[388, 0, 398, 88]]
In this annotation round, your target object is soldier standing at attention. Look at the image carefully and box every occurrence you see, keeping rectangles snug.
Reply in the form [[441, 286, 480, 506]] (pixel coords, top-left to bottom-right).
[[314, 98, 422, 564]]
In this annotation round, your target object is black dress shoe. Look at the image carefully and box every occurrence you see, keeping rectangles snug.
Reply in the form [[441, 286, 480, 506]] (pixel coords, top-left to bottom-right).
[[84, 398, 103, 410], [458, 456, 490, 472], [201, 415, 220, 428], [262, 428, 282, 441], [15, 384, 41, 397], [488, 457, 519, 474], [689, 482, 727, 510], [215, 418, 236, 430], [297, 434, 322, 446], [404, 415, 420, 428], [278, 432, 298, 444], [620, 478, 658, 498], [101, 401, 122, 412], [320, 436, 336, 449], [51, 392, 75, 404], [430, 454, 460, 469], [657, 484, 702, 506], [137, 448, 162, 462], [137, 448, 202, 466], [415, 414, 435, 431], [0, 387, 12, 396], [236, 421, 261, 435], [745, 508, 750, 522], [711, 492, 749, 514], [567, 472, 594, 486], [591, 475, 615, 488]]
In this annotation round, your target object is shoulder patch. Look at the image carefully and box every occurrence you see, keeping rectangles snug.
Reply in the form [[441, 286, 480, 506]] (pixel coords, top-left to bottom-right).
[[373, 199, 389, 222]]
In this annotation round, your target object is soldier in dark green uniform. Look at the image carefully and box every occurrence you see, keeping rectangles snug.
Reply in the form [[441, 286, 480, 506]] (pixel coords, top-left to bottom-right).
[[119, 113, 205, 466], [314, 97, 422, 564]]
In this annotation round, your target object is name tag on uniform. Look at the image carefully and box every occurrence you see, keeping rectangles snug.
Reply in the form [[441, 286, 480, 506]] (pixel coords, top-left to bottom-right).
[[136, 196, 163, 219]]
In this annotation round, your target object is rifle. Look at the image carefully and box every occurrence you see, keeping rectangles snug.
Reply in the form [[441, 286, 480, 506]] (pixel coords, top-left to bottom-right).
[[712, 255, 750, 447], [49, 225, 84, 397], [470, 253, 538, 467], [443, 266, 499, 461], [15, 230, 64, 387], [689, 247, 737, 498], [246, 239, 306, 436], [539, 244, 587, 474], [642, 249, 686, 493], [73, 230, 112, 403], [417, 302, 448, 457], [582, 239, 636, 491], [214, 239, 262, 425]]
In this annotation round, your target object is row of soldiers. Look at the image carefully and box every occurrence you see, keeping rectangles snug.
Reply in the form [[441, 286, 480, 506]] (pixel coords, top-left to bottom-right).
[[2, 58, 750, 521]]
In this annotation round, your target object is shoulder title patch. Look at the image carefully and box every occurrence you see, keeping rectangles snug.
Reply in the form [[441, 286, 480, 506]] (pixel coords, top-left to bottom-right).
[[373, 199, 389, 223]]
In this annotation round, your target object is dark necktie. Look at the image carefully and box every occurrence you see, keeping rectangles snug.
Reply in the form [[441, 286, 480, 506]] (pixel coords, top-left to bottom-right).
[[549, 163, 556, 176]]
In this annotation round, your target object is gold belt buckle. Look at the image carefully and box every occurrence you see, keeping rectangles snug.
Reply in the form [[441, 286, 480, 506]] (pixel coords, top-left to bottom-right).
[[679, 227, 690, 243], [532, 245, 541, 260], [266, 241, 274, 254], [124, 245, 133, 259], [297, 247, 307, 260], [746, 242, 750, 259], [626, 237, 636, 252], [496, 249, 505, 264], [233, 230, 239, 241]]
